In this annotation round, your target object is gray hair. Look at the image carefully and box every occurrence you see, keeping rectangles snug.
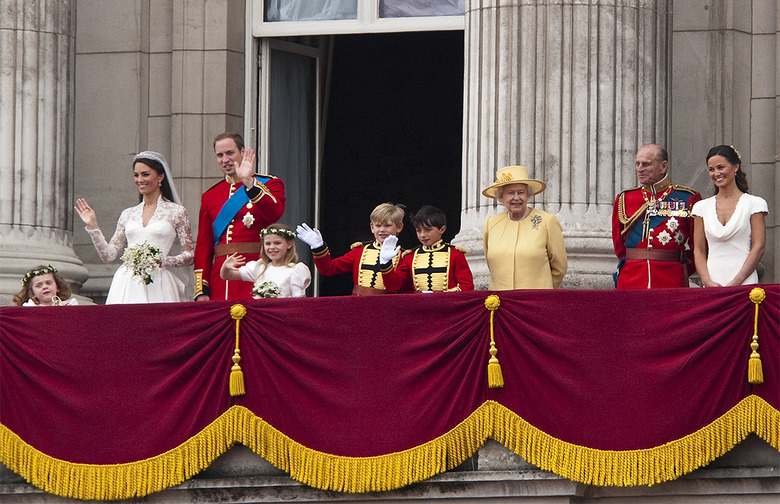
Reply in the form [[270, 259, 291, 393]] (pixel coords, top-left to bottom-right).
[[495, 183, 530, 202]]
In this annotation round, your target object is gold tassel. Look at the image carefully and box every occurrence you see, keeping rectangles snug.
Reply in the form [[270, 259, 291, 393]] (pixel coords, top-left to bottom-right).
[[488, 342, 503, 388], [229, 304, 247, 396], [484, 295, 504, 388], [230, 349, 245, 396], [748, 287, 765, 385]]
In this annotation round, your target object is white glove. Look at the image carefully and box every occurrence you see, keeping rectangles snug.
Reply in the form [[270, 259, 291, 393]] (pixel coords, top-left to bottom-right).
[[296, 223, 324, 249], [379, 235, 400, 264]]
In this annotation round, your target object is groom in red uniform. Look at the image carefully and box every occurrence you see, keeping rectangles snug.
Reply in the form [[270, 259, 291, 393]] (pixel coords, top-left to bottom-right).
[[194, 132, 285, 300]]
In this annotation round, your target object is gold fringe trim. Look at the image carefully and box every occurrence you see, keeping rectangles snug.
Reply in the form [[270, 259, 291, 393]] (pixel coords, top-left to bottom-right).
[[0, 408, 238, 501], [1, 397, 778, 499], [491, 395, 780, 487], [233, 403, 492, 493]]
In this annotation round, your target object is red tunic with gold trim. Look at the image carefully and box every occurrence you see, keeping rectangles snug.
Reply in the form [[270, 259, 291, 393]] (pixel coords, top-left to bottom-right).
[[612, 177, 701, 289], [311, 241, 401, 295], [381, 241, 474, 293], [194, 175, 285, 300]]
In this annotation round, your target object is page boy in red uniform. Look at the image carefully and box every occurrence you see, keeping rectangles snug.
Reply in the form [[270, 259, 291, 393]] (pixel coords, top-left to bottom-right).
[[296, 203, 405, 295], [380, 205, 473, 293]]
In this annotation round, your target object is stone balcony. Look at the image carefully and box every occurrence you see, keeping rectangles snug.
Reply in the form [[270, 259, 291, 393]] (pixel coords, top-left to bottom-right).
[[2, 436, 777, 503]]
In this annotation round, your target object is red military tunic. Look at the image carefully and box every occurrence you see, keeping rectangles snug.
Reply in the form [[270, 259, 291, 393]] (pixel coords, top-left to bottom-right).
[[612, 177, 701, 289], [194, 174, 285, 300], [381, 241, 474, 292], [312, 241, 401, 295]]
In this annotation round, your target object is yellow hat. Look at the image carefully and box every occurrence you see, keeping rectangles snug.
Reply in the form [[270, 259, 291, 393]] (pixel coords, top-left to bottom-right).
[[481, 166, 547, 199]]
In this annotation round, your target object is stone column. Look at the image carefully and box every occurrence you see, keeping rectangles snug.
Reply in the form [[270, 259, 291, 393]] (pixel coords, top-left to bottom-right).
[[456, 0, 671, 289], [672, 1, 778, 283], [0, 0, 88, 304]]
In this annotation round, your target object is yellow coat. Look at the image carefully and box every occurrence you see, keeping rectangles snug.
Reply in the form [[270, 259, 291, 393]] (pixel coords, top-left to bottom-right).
[[483, 209, 568, 290]]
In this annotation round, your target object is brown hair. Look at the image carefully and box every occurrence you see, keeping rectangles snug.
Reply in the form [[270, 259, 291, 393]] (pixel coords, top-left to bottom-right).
[[213, 131, 244, 150], [134, 157, 175, 203], [706, 144, 749, 194], [13, 265, 72, 306]]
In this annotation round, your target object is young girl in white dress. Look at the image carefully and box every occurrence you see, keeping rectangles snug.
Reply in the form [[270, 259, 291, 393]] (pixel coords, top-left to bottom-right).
[[13, 265, 78, 306], [75, 151, 195, 303], [220, 223, 311, 298], [692, 145, 768, 286]]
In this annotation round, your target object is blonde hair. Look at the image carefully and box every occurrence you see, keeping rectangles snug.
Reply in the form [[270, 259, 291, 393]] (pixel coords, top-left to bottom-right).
[[254, 223, 299, 278], [370, 202, 405, 226]]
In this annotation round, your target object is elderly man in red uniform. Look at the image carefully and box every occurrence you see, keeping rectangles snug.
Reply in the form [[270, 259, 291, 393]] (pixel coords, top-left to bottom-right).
[[194, 132, 285, 300], [612, 144, 702, 289]]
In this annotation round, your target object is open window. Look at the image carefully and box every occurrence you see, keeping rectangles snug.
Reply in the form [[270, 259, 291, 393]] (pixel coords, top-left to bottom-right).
[[253, 3, 465, 296]]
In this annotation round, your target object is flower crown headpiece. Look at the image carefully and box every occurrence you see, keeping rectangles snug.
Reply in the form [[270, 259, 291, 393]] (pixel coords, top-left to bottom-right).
[[261, 227, 296, 240], [22, 265, 57, 286]]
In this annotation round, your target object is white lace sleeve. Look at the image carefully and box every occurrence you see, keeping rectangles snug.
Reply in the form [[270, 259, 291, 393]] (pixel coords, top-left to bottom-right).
[[290, 262, 312, 297], [161, 203, 195, 268], [87, 210, 129, 262]]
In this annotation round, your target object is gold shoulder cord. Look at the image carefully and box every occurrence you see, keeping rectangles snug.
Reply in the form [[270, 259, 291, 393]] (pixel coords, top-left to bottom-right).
[[618, 192, 651, 238]]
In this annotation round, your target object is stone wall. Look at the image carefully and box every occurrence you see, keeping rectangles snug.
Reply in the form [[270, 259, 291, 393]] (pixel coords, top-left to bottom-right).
[[72, 0, 246, 301], [671, 0, 778, 283]]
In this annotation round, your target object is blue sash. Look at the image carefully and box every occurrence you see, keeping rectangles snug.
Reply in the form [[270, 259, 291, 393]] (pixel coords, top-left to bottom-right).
[[624, 217, 644, 250], [213, 176, 271, 242]]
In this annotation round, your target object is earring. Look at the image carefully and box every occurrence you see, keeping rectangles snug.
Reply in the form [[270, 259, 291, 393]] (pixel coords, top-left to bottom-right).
[[158, 182, 162, 187]]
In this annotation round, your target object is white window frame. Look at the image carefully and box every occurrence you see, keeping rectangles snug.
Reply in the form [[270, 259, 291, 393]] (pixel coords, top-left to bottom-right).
[[252, 0, 464, 37]]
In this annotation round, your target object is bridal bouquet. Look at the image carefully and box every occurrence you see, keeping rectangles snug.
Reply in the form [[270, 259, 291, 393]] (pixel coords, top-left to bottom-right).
[[120, 241, 162, 285], [252, 281, 280, 299]]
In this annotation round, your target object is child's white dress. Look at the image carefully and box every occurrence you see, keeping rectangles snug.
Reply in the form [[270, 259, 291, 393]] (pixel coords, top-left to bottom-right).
[[238, 262, 311, 298], [23, 298, 78, 306]]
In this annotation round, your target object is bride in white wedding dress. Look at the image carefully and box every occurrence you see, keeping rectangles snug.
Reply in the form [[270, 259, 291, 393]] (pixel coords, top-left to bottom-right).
[[75, 151, 195, 303]]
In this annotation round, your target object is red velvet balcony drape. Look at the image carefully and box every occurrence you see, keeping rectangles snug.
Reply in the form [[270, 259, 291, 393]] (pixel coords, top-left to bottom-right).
[[1, 285, 777, 499]]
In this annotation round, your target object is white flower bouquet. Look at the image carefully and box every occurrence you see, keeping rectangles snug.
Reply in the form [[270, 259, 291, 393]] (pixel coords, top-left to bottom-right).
[[120, 241, 162, 285], [252, 281, 280, 299]]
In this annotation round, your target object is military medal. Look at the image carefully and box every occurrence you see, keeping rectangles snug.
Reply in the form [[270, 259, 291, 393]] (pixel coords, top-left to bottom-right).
[[646, 198, 658, 217], [657, 230, 672, 246]]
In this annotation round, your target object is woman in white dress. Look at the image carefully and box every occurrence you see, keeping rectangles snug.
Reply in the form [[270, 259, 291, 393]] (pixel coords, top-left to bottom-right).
[[691, 145, 768, 287], [75, 151, 195, 303]]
